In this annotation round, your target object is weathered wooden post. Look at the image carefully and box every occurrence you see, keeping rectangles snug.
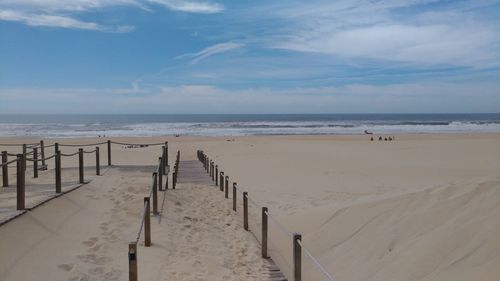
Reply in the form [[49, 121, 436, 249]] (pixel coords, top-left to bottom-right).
[[128, 242, 138, 281], [16, 154, 25, 210], [233, 182, 237, 211], [33, 147, 38, 178], [55, 142, 59, 154], [107, 140, 111, 166], [243, 191, 249, 231], [152, 172, 158, 215], [219, 171, 224, 191], [293, 233, 302, 281], [225, 176, 229, 198], [158, 157, 163, 191], [144, 197, 151, 247], [262, 207, 268, 258], [215, 165, 218, 186], [95, 147, 100, 176], [79, 148, 84, 184], [55, 150, 61, 193], [161, 147, 166, 176], [40, 140, 46, 167], [164, 142, 168, 172], [215, 165, 219, 186], [1, 151, 8, 187]]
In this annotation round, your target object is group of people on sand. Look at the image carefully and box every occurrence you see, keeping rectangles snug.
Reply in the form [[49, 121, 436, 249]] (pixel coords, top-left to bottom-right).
[[370, 136, 395, 141]]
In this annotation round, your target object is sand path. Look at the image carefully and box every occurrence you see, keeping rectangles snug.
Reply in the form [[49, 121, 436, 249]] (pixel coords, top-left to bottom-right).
[[0, 159, 279, 281]]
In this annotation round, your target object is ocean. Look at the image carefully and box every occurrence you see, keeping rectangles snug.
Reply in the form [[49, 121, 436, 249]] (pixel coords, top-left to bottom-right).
[[0, 114, 499, 137]]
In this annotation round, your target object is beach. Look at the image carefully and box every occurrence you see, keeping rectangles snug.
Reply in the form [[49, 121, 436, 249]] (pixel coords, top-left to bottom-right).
[[0, 133, 499, 281]]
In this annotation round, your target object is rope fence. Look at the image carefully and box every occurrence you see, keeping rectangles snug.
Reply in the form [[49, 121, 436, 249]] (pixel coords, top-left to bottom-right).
[[128, 143, 174, 281], [1, 139, 167, 212], [197, 150, 336, 281]]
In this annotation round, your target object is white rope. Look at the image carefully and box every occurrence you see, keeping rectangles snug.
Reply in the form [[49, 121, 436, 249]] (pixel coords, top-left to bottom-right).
[[296, 239, 337, 281]]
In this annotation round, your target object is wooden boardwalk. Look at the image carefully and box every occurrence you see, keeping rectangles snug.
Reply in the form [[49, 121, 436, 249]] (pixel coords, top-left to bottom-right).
[[176, 160, 214, 185], [176, 159, 288, 281]]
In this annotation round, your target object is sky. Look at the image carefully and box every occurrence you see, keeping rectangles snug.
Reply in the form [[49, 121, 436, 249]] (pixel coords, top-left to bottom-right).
[[0, 0, 499, 114]]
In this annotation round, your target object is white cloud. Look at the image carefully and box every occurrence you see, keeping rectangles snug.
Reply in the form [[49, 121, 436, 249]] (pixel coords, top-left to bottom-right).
[[0, 9, 134, 32], [176, 42, 244, 64], [0, 0, 223, 31], [148, 0, 223, 13], [279, 24, 499, 67], [267, 0, 500, 68]]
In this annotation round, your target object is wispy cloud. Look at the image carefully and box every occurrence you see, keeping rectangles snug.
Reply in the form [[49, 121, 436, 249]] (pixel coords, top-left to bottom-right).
[[265, 0, 500, 68], [0, 0, 223, 31], [0, 9, 134, 32], [176, 42, 244, 64], [148, 0, 223, 13]]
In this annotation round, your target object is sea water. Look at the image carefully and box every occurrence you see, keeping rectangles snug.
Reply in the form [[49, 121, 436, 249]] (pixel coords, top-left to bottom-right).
[[0, 114, 499, 137]]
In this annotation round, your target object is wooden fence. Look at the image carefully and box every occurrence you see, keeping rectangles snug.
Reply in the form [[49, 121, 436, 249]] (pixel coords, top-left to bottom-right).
[[128, 147, 179, 281], [197, 150, 337, 281], [0, 140, 168, 212]]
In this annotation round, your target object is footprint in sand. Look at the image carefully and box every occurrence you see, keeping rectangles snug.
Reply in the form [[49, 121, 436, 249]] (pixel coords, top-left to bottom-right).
[[82, 237, 99, 247], [57, 263, 74, 272]]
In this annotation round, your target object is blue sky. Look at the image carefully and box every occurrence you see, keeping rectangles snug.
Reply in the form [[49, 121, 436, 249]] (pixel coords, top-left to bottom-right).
[[0, 0, 499, 113]]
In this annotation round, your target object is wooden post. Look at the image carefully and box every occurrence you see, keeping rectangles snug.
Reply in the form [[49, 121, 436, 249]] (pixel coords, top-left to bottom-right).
[[164, 142, 168, 172], [293, 233, 302, 281], [2, 151, 8, 187], [233, 182, 237, 211], [33, 147, 38, 178], [262, 207, 268, 258], [40, 140, 46, 167], [243, 192, 248, 231], [128, 242, 138, 281], [79, 148, 84, 184], [16, 154, 25, 210], [215, 165, 218, 186], [107, 140, 111, 166], [219, 172, 224, 191], [161, 147, 166, 176], [158, 157, 163, 191], [55, 142, 59, 154], [95, 147, 100, 176], [55, 150, 61, 193], [225, 176, 229, 198], [152, 172, 158, 215], [144, 197, 151, 247]]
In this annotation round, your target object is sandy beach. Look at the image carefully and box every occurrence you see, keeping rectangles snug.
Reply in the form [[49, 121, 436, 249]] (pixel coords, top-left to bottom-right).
[[0, 133, 499, 281]]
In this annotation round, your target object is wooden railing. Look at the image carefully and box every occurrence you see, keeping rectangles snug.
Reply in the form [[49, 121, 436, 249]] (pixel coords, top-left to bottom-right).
[[197, 150, 336, 281]]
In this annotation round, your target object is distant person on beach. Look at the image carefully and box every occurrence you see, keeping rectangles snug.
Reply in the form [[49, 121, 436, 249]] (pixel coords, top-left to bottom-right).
[[370, 137, 374, 141]]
